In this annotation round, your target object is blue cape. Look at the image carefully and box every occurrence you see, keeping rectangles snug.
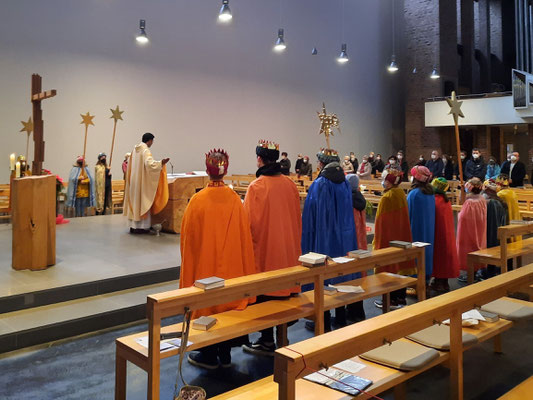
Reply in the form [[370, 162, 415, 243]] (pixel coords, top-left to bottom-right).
[[407, 188, 435, 278], [302, 176, 357, 286], [66, 166, 95, 208]]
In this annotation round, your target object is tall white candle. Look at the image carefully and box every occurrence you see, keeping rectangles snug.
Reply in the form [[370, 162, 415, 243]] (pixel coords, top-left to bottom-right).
[[15, 161, 21, 178], [10, 154, 15, 170]]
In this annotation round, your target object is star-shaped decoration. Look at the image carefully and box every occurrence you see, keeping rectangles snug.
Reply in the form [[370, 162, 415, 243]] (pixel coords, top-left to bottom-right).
[[20, 117, 34, 135], [446, 91, 464, 124], [110, 105, 124, 122], [317, 102, 340, 148], [80, 112, 95, 127]]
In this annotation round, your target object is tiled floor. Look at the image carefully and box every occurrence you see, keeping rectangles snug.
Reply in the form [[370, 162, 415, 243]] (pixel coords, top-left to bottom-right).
[[0, 215, 181, 297]]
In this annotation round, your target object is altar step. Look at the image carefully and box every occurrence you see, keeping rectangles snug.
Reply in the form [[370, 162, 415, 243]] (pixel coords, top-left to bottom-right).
[[0, 280, 178, 354]]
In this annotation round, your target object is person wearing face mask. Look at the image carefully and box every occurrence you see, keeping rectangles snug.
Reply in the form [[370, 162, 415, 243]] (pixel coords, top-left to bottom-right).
[[373, 169, 414, 309], [425, 150, 444, 178], [357, 155, 372, 179], [372, 154, 385, 175], [342, 155, 355, 174], [385, 155, 401, 172], [500, 152, 526, 187], [415, 154, 426, 167], [298, 156, 313, 179], [397, 150, 409, 181], [500, 153, 512, 172], [441, 154, 454, 180], [349, 152, 359, 172], [295, 154, 304, 174], [464, 148, 486, 180], [485, 156, 501, 180], [279, 152, 291, 176], [66, 156, 95, 217], [454, 150, 468, 180]]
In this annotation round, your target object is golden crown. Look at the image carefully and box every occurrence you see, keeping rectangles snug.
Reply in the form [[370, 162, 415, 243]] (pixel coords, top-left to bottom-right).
[[257, 140, 280, 150]]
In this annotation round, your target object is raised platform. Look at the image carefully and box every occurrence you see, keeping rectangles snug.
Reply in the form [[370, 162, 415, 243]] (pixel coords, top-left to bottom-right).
[[0, 214, 181, 353]]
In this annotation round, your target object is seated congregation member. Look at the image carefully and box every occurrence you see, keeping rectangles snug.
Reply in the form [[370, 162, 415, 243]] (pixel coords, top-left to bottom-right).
[[180, 149, 256, 369], [482, 179, 507, 279], [497, 174, 522, 242], [485, 156, 501, 180], [302, 149, 360, 331], [349, 152, 359, 172], [298, 155, 313, 179], [501, 151, 526, 187], [385, 155, 401, 172], [430, 178, 459, 292], [397, 150, 409, 181], [454, 150, 468, 179], [279, 152, 291, 176], [66, 156, 95, 217], [465, 148, 486, 180], [442, 154, 454, 180], [373, 169, 414, 309], [408, 166, 435, 285], [425, 149, 444, 178], [242, 140, 301, 356], [295, 154, 303, 174], [457, 178, 487, 283], [347, 174, 368, 250], [357, 155, 372, 179], [372, 154, 385, 174], [342, 155, 355, 174], [415, 154, 426, 167]]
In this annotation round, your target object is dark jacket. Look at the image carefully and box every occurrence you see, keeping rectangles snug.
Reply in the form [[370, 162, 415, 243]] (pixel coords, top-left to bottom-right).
[[400, 161, 409, 181], [280, 158, 291, 176], [443, 161, 454, 180], [295, 158, 303, 174], [501, 160, 526, 187], [454, 158, 468, 179], [372, 159, 385, 174], [299, 161, 313, 179], [352, 189, 366, 211], [465, 157, 486, 180], [425, 158, 444, 178], [350, 158, 359, 173], [320, 162, 345, 183], [484, 195, 507, 248]]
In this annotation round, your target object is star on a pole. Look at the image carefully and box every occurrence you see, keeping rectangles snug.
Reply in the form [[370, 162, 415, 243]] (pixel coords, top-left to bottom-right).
[[110, 105, 124, 122], [80, 112, 95, 127], [20, 117, 34, 134], [446, 91, 464, 124], [317, 102, 340, 148]]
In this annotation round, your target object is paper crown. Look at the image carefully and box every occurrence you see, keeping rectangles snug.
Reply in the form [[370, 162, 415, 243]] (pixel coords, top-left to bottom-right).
[[257, 140, 280, 150], [495, 174, 509, 187], [205, 148, 229, 177], [317, 148, 340, 164], [382, 169, 403, 186], [483, 178, 500, 192], [318, 148, 338, 157], [410, 165, 432, 183], [431, 177, 449, 194]]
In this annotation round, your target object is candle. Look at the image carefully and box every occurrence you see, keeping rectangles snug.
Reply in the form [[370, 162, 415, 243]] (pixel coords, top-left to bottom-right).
[[15, 161, 21, 178], [10, 154, 15, 171]]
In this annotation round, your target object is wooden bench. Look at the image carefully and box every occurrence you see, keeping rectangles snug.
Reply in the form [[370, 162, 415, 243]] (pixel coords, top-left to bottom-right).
[[467, 223, 533, 284], [111, 180, 125, 214], [115, 246, 426, 400], [498, 375, 533, 399], [225, 265, 533, 400]]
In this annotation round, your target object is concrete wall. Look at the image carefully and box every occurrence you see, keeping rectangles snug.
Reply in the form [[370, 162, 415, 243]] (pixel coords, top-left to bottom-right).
[[0, 0, 396, 183]]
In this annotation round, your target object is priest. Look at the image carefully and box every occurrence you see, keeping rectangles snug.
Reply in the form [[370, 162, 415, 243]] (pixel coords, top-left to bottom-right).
[[123, 133, 169, 233], [181, 149, 256, 370], [242, 140, 301, 356]]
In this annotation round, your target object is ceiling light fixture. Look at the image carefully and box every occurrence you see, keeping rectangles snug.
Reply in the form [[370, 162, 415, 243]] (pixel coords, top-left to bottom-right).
[[274, 28, 287, 52], [337, 43, 349, 63], [387, 0, 398, 73], [218, 0, 232, 23], [430, 66, 440, 79], [136, 19, 149, 44]]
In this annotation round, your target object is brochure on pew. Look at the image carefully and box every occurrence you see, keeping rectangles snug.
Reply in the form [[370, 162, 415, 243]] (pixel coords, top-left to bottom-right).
[[135, 336, 193, 352], [304, 367, 372, 396], [328, 284, 365, 294], [443, 309, 486, 327]]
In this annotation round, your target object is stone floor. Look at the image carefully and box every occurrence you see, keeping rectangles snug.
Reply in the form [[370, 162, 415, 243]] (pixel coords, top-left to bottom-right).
[[0, 289, 531, 400]]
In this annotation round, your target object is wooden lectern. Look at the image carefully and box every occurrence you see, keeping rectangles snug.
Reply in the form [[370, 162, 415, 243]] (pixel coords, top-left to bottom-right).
[[12, 175, 56, 270], [152, 175, 209, 234]]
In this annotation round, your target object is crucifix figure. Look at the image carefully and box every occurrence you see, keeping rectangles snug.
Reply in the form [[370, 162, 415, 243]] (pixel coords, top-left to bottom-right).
[[317, 102, 341, 149], [31, 74, 57, 175]]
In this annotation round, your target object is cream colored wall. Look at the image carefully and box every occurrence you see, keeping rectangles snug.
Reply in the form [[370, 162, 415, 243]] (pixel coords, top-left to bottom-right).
[[0, 0, 396, 183]]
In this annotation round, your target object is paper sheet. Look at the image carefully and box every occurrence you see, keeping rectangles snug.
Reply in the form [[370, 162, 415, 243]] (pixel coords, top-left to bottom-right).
[[412, 242, 431, 247], [332, 257, 354, 264], [329, 285, 365, 294], [135, 336, 176, 352], [333, 359, 366, 374], [443, 309, 486, 325]]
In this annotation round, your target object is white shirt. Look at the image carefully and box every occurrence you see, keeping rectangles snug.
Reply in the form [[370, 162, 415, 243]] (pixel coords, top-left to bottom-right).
[[510, 162, 516, 176]]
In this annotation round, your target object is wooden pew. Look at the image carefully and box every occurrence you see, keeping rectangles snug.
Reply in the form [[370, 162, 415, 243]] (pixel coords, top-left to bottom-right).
[[114, 246, 426, 400], [498, 375, 533, 399], [0, 184, 10, 221], [467, 223, 533, 284], [268, 265, 533, 400], [111, 180, 125, 214]]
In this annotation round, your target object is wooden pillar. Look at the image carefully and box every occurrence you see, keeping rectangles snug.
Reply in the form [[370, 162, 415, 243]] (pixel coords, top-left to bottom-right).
[[147, 307, 161, 400], [11, 175, 56, 270], [313, 274, 325, 336], [449, 310, 464, 400]]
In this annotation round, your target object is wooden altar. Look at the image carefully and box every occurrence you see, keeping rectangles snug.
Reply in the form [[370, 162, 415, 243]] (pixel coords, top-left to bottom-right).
[[152, 174, 209, 234]]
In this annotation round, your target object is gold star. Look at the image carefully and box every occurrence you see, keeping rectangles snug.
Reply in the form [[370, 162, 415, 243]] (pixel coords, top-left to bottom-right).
[[110, 105, 124, 122], [317, 102, 340, 147], [446, 91, 464, 124], [20, 117, 33, 135], [80, 112, 95, 127]]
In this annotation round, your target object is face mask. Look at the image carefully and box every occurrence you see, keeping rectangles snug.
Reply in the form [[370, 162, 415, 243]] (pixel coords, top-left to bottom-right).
[[397, 154, 402, 159], [511, 156, 517, 162], [419, 157, 424, 161], [410, 176, 414, 183], [461, 155, 465, 160], [350, 156, 355, 160], [389, 160, 396, 165], [431, 154, 437, 160], [376, 157, 381, 161], [489, 160, 495, 165], [472, 153, 479, 159], [442, 158, 447, 163], [464, 185, 469, 193], [303, 160, 308, 164]]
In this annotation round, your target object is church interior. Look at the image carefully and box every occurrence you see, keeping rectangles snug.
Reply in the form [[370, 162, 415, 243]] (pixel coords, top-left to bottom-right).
[[1, 1, 533, 399]]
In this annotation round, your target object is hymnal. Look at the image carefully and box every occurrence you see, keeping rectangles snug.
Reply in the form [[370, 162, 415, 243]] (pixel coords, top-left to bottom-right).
[[192, 316, 218, 331], [194, 276, 225, 290], [479, 310, 499, 323], [324, 286, 338, 296], [304, 369, 372, 396], [299, 252, 327, 267], [389, 240, 413, 249], [510, 220, 533, 225], [348, 249, 371, 259]]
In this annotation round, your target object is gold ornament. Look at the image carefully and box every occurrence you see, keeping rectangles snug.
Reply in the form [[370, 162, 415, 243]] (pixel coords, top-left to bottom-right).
[[20, 117, 34, 135], [446, 91, 464, 124], [80, 111, 95, 127], [317, 102, 341, 149], [110, 105, 124, 122], [108, 106, 124, 168]]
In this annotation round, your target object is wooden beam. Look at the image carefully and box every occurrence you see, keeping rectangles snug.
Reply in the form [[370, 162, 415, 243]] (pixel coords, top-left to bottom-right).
[[31, 90, 57, 101]]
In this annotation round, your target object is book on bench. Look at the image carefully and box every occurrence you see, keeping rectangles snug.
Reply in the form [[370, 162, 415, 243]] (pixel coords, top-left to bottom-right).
[[194, 276, 225, 290], [348, 249, 371, 259], [192, 316, 218, 331], [509, 220, 533, 225], [304, 369, 372, 396], [389, 240, 413, 249], [299, 252, 327, 267]]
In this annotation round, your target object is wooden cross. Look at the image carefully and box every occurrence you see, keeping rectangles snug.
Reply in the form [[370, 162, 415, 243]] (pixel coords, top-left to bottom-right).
[[31, 74, 57, 175]]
